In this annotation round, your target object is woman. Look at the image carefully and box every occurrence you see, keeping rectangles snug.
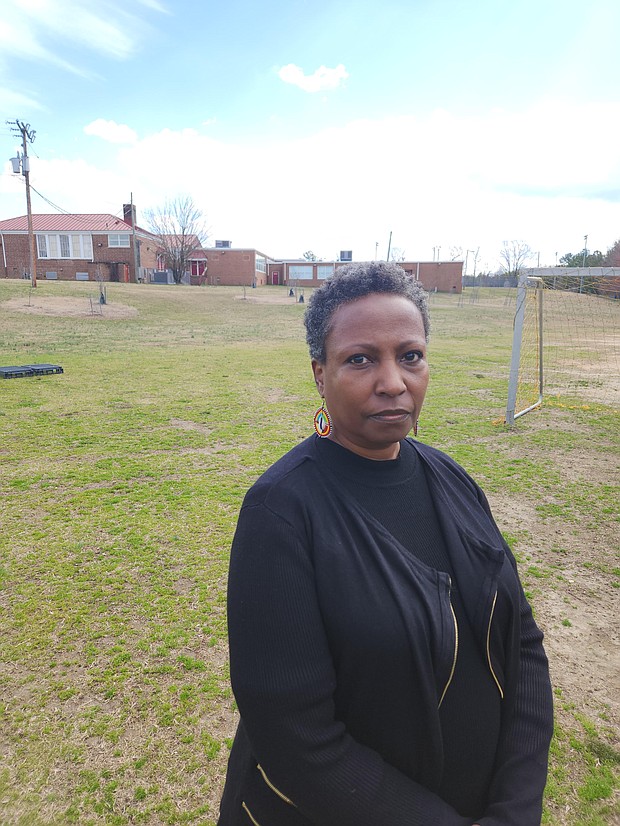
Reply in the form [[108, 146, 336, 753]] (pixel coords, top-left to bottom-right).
[[218, 261, 553, 826]]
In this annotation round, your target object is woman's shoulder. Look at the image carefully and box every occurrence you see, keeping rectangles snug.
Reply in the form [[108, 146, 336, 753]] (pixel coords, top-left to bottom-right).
[[242, 435, 319, 510], [405, 438, 484, 498]]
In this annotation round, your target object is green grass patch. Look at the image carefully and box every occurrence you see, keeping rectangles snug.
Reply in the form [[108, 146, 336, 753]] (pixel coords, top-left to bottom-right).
[[0, 281, 617, 824]]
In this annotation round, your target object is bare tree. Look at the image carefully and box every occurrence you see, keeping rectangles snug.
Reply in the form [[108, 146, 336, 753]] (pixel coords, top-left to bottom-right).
[[449, 246, 463, 261], [303, 250, 318, 261], [389, 247, 406, 262], [499, 240, 533, 280], [144, 196, 208, 284]]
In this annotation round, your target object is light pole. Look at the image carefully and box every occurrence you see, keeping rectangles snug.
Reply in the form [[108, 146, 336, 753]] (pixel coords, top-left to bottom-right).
[[582, 234, 588, 267], [8, 120, 37, 288], [465, 249, 478, 287]]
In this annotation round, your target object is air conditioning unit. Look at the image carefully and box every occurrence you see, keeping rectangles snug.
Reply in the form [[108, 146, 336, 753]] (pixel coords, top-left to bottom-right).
[[215, 240, 231, 248], [339, 250, 353, 262]]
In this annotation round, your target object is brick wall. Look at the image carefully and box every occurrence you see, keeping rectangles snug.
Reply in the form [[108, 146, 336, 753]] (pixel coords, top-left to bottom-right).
[[0, 230, 158, 282], [0, 234, 30, 279], [273, 260, 463, 293], [204, 249, 267, 286], [414, 262, 462, 293]]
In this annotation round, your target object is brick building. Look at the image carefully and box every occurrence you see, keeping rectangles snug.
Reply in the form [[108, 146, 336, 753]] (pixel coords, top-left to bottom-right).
[[0, 207, 463, 292], [269, 259, 462, 293], [201, 245, 270, 287], [198, 249, 462, 293], [0, 205, 159, 283]]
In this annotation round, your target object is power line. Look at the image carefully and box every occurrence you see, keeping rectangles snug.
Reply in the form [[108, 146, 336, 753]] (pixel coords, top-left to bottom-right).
[[29, 184, 72, 214], [7, 171, 73, 215]]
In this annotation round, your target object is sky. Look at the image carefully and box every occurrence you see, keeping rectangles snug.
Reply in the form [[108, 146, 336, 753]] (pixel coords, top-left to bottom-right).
[[1, 0, 620, 272]]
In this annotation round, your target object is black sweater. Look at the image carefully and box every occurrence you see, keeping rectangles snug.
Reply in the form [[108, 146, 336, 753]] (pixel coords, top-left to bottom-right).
[[315, 437, 501, 815], [218, 436, 553, 826]]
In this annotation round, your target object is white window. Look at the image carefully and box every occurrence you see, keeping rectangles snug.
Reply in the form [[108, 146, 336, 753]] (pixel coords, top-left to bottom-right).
[[255, 255, 266, 273], [109, 233, 130, 248], [289, 264, 313, 280], [35, 233, 93, 259], [71, 235, 92, 258], [317, 265, 334, 280]]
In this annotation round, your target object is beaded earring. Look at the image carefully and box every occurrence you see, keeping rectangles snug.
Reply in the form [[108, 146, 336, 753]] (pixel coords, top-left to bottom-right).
[[313, 401, 331, 438]]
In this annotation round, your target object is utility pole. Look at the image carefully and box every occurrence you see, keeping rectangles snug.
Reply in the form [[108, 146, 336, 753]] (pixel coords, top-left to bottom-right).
[[130, 191, 140, 283], [8, 120, 37, 287], [582, 234, 588, 267]]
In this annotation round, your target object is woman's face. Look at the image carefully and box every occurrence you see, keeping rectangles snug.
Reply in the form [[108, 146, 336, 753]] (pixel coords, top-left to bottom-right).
[[312, 293, 429, 461]]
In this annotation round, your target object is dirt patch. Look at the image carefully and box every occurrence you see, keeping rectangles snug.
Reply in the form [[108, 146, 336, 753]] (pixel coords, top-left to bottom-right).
[[2, 296, 138, 319], [483, 415, 620, 738], [234, 292, 300, 305], [170, 418, 213, 436], [489, 492, 620, 726]]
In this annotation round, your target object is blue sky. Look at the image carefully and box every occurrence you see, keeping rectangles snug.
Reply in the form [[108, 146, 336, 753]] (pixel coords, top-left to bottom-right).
[[1, 0, 620, 270]]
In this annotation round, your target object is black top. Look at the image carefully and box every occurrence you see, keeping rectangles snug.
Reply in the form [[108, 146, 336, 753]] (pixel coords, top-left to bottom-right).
[[316, 437, 501, 815], [218, 435, 553, 826]]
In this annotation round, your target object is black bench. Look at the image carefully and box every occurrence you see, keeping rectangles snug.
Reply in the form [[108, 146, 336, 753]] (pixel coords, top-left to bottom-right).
[[0, 364, 64, 379]]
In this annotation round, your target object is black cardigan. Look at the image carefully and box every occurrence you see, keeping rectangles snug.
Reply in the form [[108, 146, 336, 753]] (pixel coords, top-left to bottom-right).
[[218, 436, 553, 826]]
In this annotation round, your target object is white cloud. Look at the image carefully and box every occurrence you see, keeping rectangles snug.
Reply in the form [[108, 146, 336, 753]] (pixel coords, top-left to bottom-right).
[[278, 63, 348, 93], [0, 12, 79, 75], [136, 0, 169, 11], [0, 0, 168, 116], [462, 100, 620, 196], [2, 100, 619, 270], [0, 86, 44, 113], [84, 119, 138, 145], [0, 0, 164, 74]]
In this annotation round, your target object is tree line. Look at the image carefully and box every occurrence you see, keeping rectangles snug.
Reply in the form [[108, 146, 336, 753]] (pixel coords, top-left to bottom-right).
[[558, 237, 620, 268]]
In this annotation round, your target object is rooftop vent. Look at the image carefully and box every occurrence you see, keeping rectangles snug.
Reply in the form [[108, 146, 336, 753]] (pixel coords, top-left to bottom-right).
[[339, 250, 352, 262], [215, 240, 231, 248]]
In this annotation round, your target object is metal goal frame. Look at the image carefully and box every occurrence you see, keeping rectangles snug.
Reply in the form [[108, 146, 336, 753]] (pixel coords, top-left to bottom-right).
[[506, 275, 543, 426]]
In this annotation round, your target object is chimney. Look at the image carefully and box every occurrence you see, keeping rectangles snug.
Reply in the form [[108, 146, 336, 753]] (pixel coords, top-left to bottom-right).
[[123, 203, 136, 227]]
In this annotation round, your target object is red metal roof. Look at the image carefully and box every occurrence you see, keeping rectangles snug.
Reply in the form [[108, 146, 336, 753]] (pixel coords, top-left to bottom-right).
[[0, 214, 137, 232]]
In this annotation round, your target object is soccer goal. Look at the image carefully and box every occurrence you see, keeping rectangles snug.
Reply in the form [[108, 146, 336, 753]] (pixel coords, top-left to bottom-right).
[[506, 269, 620, 425]]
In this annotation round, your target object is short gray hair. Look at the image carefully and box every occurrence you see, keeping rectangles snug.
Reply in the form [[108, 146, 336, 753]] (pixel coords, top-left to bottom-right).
[[304, 261, 430, 362]]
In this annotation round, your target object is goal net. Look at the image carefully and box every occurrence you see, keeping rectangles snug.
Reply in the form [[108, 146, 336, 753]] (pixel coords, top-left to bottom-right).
[[506, 269, 620, 424]]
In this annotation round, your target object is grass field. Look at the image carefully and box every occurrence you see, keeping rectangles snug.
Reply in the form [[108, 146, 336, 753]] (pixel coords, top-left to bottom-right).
[[1, 280, 618, 825]]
